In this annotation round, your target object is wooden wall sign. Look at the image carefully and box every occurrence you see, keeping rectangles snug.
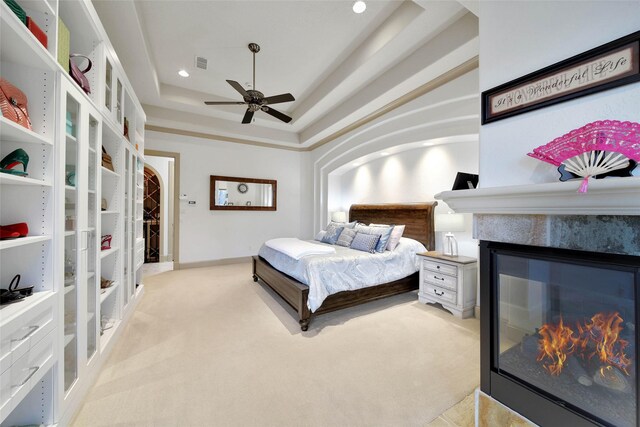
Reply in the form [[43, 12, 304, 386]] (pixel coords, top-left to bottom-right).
[[482, 30, 640, 124]]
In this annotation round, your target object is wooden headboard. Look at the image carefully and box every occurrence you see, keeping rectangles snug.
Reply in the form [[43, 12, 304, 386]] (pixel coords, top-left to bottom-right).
[[348, 202, 437, 251]]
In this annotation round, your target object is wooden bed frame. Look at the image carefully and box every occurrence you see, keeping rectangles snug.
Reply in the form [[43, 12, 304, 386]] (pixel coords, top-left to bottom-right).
[[252, 202, 437, 331]]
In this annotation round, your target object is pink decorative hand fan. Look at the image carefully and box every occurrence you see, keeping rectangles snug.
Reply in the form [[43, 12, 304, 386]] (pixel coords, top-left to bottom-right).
[[528, 120, 640, 192]]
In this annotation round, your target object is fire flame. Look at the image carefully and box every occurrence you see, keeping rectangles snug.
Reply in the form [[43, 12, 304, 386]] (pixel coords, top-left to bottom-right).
[[537, 312, 631, 376]]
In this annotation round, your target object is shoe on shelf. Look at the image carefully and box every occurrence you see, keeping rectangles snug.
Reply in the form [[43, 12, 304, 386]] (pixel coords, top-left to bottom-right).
[[101, 234, 112, 250], [8, 274, 33, 296], [0, 288, 26, 305], [0, 148, 29, 176], [0, 222, 28, 240], [100, 277, 113, 289]]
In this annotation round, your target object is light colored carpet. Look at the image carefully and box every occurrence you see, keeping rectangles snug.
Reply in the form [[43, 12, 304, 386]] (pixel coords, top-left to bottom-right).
[[72, 263, 480, 427]]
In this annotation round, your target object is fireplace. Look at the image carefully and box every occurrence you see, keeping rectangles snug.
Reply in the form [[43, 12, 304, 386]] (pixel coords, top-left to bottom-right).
[[480, 241, 640, 427]]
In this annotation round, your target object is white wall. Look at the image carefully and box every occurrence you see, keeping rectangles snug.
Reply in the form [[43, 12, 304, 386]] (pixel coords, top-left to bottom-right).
[[310, 67, 480, 235], [145, 155, 174, 260], [478, 1, 640, 187], [332, 141, 479, 257], [145, 131, 306, 265]]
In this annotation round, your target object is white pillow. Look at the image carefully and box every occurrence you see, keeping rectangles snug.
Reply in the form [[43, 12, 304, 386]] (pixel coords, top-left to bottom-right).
[[314, 230, 326, 241], [385, 225, 405, 251]]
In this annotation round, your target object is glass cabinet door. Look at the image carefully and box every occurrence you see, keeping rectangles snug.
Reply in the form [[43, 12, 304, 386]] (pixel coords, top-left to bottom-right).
[[123, 151, 130, 306], [86, 115, 100, 361], [63, 93, 80, 393], [60, 77, 102, 400], [116, 79, 123, 125], [104, 58, 112, 112]]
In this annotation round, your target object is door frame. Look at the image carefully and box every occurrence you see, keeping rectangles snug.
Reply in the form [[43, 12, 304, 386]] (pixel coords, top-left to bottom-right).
[[144, 149, 180, 266]]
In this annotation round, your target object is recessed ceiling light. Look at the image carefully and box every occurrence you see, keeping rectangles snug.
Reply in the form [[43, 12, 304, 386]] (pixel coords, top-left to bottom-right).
[[380, 152, 389, 156], [352, 1, 366, 14], [178, 69, 190, 78], [352, 162, 361, 167], [423, 142, 433, 147]]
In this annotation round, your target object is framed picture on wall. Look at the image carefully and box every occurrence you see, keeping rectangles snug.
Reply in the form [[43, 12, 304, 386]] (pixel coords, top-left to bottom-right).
[[481, 30, 640, 124]]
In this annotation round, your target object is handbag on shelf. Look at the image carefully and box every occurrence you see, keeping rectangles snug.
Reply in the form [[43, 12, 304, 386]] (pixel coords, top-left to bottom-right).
[[4, 0, 27, 25], [69, 54, 92, 94], [101, 146, 114, 171], [0, 78, 32, 130]]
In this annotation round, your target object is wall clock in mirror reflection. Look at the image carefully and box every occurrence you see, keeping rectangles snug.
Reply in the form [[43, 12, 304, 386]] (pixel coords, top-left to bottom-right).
[[237, 183, 248, 193]]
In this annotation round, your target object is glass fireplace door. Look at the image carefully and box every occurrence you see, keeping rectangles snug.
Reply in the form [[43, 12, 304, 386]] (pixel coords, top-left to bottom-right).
[[495, 252, 637, 427]]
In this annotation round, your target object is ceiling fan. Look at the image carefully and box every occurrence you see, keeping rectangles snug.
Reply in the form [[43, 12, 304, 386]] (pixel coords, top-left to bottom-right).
[[204, 43, 295, 124]]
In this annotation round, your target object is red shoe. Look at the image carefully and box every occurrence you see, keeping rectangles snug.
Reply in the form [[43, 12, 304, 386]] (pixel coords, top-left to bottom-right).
[[0, 222, 28, 240], [101, 234, 112, 250]]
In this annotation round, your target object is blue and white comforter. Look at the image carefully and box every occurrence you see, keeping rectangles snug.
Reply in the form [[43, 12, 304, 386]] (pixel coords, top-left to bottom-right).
[[257, 237, 426, 312]]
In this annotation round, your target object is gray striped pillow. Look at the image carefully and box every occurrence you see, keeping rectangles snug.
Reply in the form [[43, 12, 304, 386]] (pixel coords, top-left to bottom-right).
[[336, 228, 357, 247]]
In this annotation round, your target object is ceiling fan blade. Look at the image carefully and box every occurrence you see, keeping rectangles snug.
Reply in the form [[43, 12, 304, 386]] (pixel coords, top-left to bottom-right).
[[263, 93, 295, 105], [242, 108, 255, 124], [227, 80, 249, 97], [261, 106, 292, 123], [204, 101, 247, 105]]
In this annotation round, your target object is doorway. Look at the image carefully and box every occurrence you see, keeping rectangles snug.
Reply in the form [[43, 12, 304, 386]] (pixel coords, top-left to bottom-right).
[[143, 150, 180, 275]]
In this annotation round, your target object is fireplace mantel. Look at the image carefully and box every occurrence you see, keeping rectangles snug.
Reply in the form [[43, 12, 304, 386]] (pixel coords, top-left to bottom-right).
[[435, 177, 640, 215]]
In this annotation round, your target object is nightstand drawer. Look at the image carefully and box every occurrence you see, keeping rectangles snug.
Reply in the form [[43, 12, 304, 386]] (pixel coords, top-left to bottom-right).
[[423, 260, 457, 277], [423, 285, 456, 305], [424, 272, 457, 291]]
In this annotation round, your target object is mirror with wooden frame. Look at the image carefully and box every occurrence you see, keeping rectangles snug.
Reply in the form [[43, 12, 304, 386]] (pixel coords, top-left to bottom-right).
[[210, 175, 277, 211]]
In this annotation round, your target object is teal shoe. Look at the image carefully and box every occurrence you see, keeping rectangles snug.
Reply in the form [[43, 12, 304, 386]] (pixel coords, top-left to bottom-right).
[[0, 148, 29, 176]]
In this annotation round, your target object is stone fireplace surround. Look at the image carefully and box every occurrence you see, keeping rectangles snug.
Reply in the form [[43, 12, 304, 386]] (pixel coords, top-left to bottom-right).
[[436, 176, 640, 426]]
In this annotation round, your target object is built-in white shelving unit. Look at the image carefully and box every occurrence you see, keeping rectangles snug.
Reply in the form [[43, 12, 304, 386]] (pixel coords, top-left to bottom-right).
[[0, 0, 145, 425]]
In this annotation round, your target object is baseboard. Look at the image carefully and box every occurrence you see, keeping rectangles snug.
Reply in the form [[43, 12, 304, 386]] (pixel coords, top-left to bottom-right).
[[176, 256, 252, 270], [474, 305, 480, 319]]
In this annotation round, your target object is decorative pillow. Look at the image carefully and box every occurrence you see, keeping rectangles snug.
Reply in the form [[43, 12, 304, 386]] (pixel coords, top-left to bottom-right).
[[350, 232, 380, 253], [314, 230, 326, 242], [321, 223, 344, 245], [385, 225, 405, 251], [336, 228, 357, 247], [355, 224, 394, 253]]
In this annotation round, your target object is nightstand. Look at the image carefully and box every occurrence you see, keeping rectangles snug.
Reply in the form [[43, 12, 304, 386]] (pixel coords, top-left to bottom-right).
[[417, 251, 477, 318]]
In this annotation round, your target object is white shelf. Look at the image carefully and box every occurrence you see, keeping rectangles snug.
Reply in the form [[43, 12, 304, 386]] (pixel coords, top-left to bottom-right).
[[0, 2, 58, 71], [0, 117, 53, 146], [100, 282, 119, 303], [65, 185, 76, 192], [89, 147, 96, 154], [0, 235, 51, 251], [65, 230, 75, 237], [101, 166, 119, 178], [101, 210, 119, 215], [64, 283, 75, 295], [0, 291, 53, 324], [100, 247, 119, 259], [66, 133, 78, 144], [0, 173, 51, 187], [64, 333, 75, 348]]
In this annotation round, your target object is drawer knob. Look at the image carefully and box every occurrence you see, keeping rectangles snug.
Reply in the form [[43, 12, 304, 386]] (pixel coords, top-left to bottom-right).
[[436, 266, 440, 269], [433, 275, 444, 281]]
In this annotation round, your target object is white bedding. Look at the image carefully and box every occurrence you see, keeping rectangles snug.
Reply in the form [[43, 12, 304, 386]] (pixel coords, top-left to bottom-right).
[[264, 237, 336, 260], [258, 237, 426, 312]]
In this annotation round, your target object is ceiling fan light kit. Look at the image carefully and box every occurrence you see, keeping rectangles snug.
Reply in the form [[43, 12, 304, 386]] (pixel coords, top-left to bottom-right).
[[204, 43, 295, 124]]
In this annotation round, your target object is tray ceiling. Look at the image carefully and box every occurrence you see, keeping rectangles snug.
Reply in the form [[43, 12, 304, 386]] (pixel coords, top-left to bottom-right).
[[93, 0, 478, 148]]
